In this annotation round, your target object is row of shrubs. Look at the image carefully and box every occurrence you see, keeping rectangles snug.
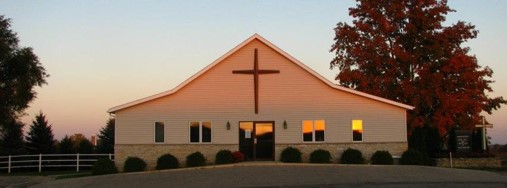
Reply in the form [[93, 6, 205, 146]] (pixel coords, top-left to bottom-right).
[[92, 150, 245, 175], [280, 147, 428, 165], [92, 147, 429, 175]]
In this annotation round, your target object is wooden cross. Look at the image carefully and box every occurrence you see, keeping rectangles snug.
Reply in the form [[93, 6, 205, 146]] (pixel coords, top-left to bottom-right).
[[233, 48, 280, 114], [475, 116, 493, 151]]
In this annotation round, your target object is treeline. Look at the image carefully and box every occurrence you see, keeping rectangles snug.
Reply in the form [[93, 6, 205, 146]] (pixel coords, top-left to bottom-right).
[[0, 112, 115, 156], [490, 144, 507, 158]]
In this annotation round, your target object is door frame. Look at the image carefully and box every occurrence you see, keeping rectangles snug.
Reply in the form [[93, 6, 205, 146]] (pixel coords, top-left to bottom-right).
[[238, 121, 275, 160]]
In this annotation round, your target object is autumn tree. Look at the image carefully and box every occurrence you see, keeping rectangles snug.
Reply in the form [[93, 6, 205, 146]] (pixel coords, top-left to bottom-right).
[[330, 0, 505, 141], [76, 138, 94, 154], [70, 133, 94, 154], [96, 118, 115, 153], [0, 15, 49, 129], [26, 112, 56, 154]]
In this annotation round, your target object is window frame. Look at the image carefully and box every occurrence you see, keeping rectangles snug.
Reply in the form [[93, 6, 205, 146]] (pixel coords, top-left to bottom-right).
[[189, 121, 212, 144], [301, 120, 326, 143], [352, 120, 363, 142], [154, 121, 165, 144]]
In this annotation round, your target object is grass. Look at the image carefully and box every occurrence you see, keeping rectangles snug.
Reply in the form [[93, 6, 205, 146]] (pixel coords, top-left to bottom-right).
[[54, 172, 92, 180], [458, 166, 507, 175], [0, 170, 92, 178]]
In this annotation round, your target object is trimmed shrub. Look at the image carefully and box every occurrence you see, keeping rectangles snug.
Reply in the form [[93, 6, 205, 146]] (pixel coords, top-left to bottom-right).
[[309, 149, 332, 163], [215, 150, 234, 165], [280, 147, 302, 163], [400, 149, 426, 165], [409, 125, 442, 155], [370, 150, 394, 165], [156, 153, 180, 170], [186, 152, 206, 167], [340, 148, 365, 164], [92, 158, 118, 175], [123, 157, 147, 172], [232, 151, 245, 162]]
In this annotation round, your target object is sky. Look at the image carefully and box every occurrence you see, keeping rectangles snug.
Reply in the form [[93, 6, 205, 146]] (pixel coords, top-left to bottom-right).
[[0, 1, 506, 144]]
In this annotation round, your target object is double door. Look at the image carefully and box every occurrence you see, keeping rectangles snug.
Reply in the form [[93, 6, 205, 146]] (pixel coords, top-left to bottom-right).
[[239, 121, 274, 160]]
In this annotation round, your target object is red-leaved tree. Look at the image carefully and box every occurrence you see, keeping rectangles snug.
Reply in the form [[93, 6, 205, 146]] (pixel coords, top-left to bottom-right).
[[330, 0, 505, 136]]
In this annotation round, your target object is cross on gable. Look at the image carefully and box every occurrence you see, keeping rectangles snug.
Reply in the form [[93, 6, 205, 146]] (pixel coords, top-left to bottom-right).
[[232, 48, 280, 114]]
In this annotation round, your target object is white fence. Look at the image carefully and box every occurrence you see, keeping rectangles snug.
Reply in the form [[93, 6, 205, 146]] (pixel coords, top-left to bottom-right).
[[0, 153, 114, 174]]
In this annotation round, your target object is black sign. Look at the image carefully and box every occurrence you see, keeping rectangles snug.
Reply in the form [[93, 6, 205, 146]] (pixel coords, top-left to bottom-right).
[[455, 130, 472, 153], [456, 135, 470, 151]]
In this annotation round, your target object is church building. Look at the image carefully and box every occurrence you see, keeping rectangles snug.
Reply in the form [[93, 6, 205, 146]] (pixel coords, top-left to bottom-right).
[[108, 34, 414, 169]]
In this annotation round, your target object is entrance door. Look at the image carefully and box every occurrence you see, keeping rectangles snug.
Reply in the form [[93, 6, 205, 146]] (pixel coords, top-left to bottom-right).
[[239, 121, 274, 160]]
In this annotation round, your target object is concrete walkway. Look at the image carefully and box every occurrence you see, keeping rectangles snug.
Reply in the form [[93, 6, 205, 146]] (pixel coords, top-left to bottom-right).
[[27, 163, 507, 188]]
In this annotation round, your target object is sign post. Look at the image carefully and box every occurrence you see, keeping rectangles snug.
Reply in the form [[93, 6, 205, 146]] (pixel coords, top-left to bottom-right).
[[474, 116, 493, 151]]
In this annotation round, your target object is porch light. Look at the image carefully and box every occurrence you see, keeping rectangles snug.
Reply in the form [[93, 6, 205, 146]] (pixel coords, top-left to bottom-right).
[[283, 120, 288, 129], [226, 121, 231, 130]]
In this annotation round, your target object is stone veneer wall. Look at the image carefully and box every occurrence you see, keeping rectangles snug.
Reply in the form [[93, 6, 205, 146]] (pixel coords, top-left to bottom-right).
[[275, 142, 407, 162], [116, 142, 407, 171], [435, 158, 502, 168], [115, 144, 238, 171]]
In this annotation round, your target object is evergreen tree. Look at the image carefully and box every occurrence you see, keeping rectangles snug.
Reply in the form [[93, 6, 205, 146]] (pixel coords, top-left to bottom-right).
[[0, 119, 26, 155], [57, 135, 75, 154], [25, 112, 56, 154], [471, 129, 484, 152], [408, 124, 441, 156], [448, 127, 457, 152], [96, 118, 115, 153]]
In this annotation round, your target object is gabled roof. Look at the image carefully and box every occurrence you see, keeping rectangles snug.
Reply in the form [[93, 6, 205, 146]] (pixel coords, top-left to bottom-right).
[[108, 34, 414, 113]]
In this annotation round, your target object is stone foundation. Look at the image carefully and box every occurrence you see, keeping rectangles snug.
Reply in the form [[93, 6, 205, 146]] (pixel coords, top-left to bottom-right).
[[115, 142, 407, 171], [435, 158, 502, 168], [275, 142, 407, 163], [115, 144, 238, 171]]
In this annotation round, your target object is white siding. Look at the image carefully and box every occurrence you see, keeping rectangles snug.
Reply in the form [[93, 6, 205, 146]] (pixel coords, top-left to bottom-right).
[[115, 39, 407, 145]]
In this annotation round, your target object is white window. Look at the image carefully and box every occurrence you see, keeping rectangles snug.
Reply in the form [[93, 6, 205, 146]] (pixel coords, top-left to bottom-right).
[[302, 120, 325, 142], [154, 122, 164, 143], [190, 121, 212, 143], [352, 120, 363, 142]]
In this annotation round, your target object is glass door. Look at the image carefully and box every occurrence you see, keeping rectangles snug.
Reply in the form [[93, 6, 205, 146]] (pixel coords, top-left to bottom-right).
[[239, 122, 254, 160], [254, 122, 274, 160], [239, 121, 274, 160]]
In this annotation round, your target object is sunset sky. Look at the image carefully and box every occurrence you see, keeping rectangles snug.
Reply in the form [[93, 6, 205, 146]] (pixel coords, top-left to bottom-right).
[[1, 1, 506, 144]]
